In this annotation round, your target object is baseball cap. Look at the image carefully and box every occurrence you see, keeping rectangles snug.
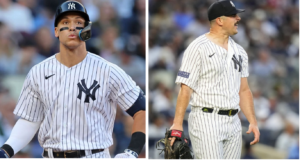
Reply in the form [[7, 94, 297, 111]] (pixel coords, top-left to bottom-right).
[[207, 0, 245, 21]]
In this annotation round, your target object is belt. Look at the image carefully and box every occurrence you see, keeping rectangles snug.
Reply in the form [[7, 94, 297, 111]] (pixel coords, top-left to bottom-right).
[[202, 107, 238, 116], [43, 149, 104, 158]]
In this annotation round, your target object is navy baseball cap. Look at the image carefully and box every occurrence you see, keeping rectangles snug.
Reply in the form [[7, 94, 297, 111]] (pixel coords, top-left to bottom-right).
[[207, 0, 245, 21]]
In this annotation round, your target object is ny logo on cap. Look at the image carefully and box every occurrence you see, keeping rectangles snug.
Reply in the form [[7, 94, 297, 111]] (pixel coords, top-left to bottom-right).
[[68, 2, 76, 9], [230, 1, 235, 7]]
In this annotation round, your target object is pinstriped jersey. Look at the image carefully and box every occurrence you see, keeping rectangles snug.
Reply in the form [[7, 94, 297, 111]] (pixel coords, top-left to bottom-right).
[[176, 34, 249, 110], [13, 52, 140, 151]]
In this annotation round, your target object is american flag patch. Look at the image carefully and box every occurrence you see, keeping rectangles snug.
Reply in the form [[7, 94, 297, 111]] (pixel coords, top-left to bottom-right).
[[178, 71, 190, 78]]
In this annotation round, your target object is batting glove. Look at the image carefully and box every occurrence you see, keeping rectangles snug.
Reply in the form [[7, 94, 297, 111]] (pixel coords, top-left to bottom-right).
[[114, 149, 138, 158], [0, 148, 10, 158]]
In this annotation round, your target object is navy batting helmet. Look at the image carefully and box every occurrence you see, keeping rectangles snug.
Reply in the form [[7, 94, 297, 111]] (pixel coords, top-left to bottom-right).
[[54, 1, 92, 41]]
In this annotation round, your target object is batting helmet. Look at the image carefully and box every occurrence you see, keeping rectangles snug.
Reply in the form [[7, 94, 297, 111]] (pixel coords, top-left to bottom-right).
[[54, 0, 92, 41]]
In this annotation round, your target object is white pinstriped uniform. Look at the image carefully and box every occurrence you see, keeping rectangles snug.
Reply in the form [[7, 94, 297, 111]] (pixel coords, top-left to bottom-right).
[[13, 52, 140, 158], [175, 34, 249, 159]]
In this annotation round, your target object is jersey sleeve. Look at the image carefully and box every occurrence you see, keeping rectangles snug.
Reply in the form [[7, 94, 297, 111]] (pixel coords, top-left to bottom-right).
[[108, 64, 140, 111], [239, 47, 249, 77], [175, 41, 201, 91], [13, 68, 44, 122]]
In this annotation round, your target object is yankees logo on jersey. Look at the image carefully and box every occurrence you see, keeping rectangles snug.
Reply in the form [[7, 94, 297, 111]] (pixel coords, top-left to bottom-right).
[[232, 55, 243, 72], [13, 52, 140, 151], [176, 34, 248, 110], [77, 79, 100, 103]]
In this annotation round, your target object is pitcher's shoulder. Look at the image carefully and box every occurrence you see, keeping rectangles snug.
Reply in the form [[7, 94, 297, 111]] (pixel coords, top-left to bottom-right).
[[188, 34, 209, 48]]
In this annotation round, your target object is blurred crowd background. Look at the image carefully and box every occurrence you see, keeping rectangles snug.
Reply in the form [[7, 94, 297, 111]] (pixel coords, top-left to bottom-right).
[[149, 0, 299, 159], [0, 0, 145, 158]]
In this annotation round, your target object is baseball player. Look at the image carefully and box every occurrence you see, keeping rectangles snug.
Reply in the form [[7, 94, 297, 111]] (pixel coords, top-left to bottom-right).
[[0, 1, 145, 158], [169, 0, 260, 159]]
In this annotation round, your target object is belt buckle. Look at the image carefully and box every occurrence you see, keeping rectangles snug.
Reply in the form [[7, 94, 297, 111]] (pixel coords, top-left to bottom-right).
[[229, 110, 232, 116]]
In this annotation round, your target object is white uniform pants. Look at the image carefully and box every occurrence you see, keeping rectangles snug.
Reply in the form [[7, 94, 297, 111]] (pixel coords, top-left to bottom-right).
[[188, 107, 242, 159]]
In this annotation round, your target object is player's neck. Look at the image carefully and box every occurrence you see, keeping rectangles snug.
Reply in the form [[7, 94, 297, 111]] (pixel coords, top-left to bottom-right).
[[207, 30, 229, 44], [206, 30, 229, 51], [56, 44, 88, 68]]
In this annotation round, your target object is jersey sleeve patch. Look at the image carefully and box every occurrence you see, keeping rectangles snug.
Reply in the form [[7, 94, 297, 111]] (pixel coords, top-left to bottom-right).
[[177, 71, 190, 78]]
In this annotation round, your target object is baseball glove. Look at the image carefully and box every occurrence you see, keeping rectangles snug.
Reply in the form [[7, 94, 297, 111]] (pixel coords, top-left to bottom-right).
[[156, 129, 193, 159]]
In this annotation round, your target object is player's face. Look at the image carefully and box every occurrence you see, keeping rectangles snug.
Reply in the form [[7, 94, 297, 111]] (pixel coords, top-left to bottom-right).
[[54, 12, 85, 49], [223, 14, 241, 35]]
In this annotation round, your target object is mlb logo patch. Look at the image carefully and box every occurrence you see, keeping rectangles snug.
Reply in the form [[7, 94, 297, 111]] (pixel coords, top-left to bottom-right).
[[178, 71, 190, 78]]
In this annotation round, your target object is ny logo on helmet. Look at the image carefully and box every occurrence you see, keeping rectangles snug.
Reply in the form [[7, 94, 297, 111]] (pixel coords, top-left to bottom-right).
[[77, 79, 100, 103], [68, 2, 76, 9]]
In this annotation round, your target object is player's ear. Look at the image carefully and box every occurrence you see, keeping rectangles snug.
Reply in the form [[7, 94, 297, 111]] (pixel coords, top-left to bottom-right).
[[54, 27, 59, 38], [216, 16, 224, 26]]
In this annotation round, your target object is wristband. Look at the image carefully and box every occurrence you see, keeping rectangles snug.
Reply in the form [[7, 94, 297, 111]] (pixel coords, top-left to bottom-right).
[[1, 144, 14, 158], [127, 132, 145, 155]]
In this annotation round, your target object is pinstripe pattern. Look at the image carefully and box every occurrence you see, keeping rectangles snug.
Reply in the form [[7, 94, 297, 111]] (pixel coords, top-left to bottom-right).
[[189, 107, 242, 159], [176, 34, 248, 159], [13, 52, 140, 152], [176, 34, 248, 110]]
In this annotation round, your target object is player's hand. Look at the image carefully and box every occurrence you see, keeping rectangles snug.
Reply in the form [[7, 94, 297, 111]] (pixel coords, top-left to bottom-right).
[[246, 124, 260, 145], [169, 124, 183, 146], [0, 148, 10, 158], [114, 149, 138, 158]]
